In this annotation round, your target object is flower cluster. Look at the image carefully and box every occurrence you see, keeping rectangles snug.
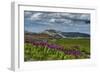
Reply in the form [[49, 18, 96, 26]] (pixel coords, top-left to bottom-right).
[[31, 41, 81, 56], [64, 49, 81, 56]]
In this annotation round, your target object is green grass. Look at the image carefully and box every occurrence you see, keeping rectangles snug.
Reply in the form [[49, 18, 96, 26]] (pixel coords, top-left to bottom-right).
[[24, 38, 90, 61], [50, 38, 90, 53]]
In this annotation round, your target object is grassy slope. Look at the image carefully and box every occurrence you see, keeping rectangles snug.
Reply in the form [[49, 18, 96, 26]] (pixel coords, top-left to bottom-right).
[[24, 38, 90, 61]]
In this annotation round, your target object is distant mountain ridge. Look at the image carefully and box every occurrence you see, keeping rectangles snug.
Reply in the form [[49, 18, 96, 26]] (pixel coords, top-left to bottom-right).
[[42, 29, 90, 38], [25, 29, 90, 38]]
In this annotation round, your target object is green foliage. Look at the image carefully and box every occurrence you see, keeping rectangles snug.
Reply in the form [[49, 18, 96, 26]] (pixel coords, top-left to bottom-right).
[[24, 38, 90, 61]]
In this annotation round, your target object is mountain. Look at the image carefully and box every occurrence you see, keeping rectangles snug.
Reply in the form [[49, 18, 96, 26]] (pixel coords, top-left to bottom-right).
[[61, 32, 90, 38], [42, 29, 90, 38], [25, 29, 90, 39]]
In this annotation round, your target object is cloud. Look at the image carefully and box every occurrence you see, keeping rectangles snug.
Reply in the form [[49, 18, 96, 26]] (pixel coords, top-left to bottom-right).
[[79, 14, 90, 20], [24, 11, 90, 33], [25, 12, 90, 26], [24, 12, 32, 15], [30, 13, 43, 20], [24, 11, 33, 17], [49, 18, 56, 23]]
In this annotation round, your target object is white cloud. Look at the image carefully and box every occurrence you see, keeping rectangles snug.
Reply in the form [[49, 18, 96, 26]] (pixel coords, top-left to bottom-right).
[[30, 13, 43, 20], [79, 14, 90, 20], [63, 19, 73, 25], [25, 11, 90, 27], [60, 13, 73, 17], [24, 11, 32, 17], [49, 18, 56, 23], [60, 13, 90, 20], [47, 13, 61, 18]]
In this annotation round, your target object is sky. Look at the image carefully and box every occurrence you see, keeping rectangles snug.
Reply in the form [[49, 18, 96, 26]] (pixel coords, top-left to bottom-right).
[[24, 11, 90, 34]]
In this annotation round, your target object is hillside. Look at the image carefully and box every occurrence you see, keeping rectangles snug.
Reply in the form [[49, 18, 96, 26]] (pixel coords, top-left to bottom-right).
[[24, 29, 90, 39]]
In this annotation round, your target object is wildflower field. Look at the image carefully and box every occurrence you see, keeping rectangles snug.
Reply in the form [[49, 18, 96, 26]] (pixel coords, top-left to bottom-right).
[[24, 38, 90, 61]]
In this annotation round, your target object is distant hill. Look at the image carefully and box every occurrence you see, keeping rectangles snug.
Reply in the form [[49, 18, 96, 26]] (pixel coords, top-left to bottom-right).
[[24, 29, 90, 39], [42, 29, 90, 38], [61, 32, 90, 38]]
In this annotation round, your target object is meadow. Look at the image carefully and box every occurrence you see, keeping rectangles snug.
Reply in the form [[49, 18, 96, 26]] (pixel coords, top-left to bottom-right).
[[24, 38, 90, 61]]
